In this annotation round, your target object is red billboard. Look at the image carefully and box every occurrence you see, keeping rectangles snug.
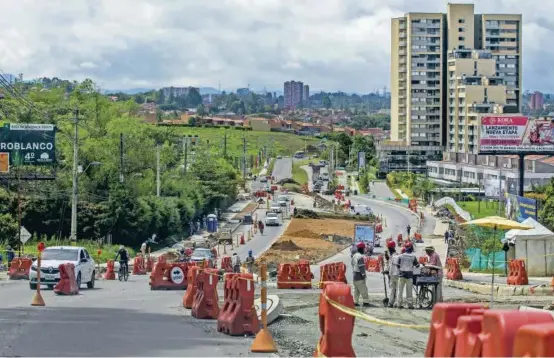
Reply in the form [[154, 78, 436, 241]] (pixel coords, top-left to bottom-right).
[[479, 116, 554, 153]]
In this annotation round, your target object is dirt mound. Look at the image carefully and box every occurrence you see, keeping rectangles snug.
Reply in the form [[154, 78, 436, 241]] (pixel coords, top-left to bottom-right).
[[293, 209, 320, 219], [288, 229, 322, 239], [271, 239, 301, 251]]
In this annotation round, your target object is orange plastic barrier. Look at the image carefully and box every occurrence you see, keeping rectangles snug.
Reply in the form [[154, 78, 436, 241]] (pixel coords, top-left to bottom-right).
[[446, 258, 463, 280], [191, 268, 220, 319], [149, 262, 191, 290], [453, 315, 485, 357], [145, 256, 154, 273], [376, 223, 383, 233], [364, 257, 381, 273], [318, 262, 347, 288], [54, 263, 79, 295], [132, 256, 146, 275], [425, 303, 485, 357], [507, 259, 528, 285], [419, 256, 429, 265], [221, 256, 233, 273], [480, 310, 554, 357], [240, 234, 245, 245], [217, 273, 260, 336], [414, 232, 422, 240], [104, 260, 116, 280], [313, 282, 355, 357], [513, 322, 554, 357], [183, 266, 201, 308], [277, 261, 314, 289], [8, 257, 32, 280]]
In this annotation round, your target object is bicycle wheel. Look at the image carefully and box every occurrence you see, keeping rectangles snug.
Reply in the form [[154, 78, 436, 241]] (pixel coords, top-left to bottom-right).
[[118, 267, 123, 281], [124, 266, 129, 281], [419, 286, 435, 309]]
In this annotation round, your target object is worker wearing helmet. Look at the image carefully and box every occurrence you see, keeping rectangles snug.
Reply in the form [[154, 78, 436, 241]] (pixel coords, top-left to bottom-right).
[[351, 242, 370, 307], [114, 245, 129, 275], [387, 241, 401, 308], [245, 249, 255, 274], [231, 253, 241, 273], [396, 241, 420, 309]]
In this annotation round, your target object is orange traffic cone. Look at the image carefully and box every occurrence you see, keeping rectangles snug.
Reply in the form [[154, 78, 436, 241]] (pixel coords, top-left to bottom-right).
[[240, 234, 245, 245], [251, 328, 278, 353]]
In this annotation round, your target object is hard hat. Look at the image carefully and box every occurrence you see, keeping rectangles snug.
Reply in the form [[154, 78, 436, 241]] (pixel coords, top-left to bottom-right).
[[356, 242, 366, 249], [248, 249, 253, 255], [404, 242, 413, 249], [387, 241, 396, 249], [119, 245, 124, 250]]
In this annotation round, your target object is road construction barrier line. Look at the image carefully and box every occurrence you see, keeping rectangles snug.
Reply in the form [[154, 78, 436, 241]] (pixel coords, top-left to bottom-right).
[[323, 292, 429, 330]]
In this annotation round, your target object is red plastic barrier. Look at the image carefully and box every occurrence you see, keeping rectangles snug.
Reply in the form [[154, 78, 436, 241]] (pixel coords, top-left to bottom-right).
[[419, 256, 429, 265], [103, 260, 116, 280], [453, 315, 484, 357], [277, 261, 313, 289], [217, 273, 260, 336], [425, 303, 485, 357], [480, 310, 554, 357], [132, 256, 146, 275], [145, 256, 154, 273], [221, 256, 233, 273], [513, 322, 554, 357], [313, 282, 355, 357], [183, 266, 201, 308], [376, 223, 383, 233], [507, 259, 528, 286], [319, 262, 347, 289], [149, 262, 191, 290], [54, 263, 79, 295], [191, 269, 220, 319], [8, 257, 32, 280], [446, 258, 463, 281]]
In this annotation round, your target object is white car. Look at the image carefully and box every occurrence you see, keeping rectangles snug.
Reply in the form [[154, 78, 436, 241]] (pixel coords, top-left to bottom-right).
[[265, 212, 281, 226], [29, 246, 96, 290]]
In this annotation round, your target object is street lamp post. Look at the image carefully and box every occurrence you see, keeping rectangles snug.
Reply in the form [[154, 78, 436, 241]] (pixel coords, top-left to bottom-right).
[[70, 161, 101, 242]]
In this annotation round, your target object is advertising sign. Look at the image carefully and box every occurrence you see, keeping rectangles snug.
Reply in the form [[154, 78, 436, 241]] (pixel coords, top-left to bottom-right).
[[358, 151, 366, 170], [479, 116, 554, 153], [0, 123, 56, 165], [484, 178, 501, 198], [0, 152, 8, 173], [354, 224, 375, 246], [505, 193, 537, 223]]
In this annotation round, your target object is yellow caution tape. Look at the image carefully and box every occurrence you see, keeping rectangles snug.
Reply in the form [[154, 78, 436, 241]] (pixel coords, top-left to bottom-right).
[[323, 292, 429, 330], [315, 342, 327, 358]]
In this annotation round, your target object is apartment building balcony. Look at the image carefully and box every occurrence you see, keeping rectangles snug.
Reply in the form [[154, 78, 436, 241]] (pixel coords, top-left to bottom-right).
[[399, 50, 406, 55]]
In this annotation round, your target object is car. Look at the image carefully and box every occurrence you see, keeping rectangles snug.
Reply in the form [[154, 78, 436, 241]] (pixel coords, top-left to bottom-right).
[[277, 155, 282, 159], [270, 205, 282, 213], [190, 248, 216, 268], [319, 160, 327, 166], [265, 212, 281, 226], [29, 246, 96, 290]]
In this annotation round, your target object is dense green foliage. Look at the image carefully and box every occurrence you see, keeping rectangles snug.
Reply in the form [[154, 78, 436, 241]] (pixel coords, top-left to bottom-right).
[[0, 79, 238, 248]]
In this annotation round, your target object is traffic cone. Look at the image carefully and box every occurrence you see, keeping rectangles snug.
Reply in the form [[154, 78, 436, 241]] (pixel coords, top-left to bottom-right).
[[251, 328, 278, 353], [240, 234, 245, 245], [31, 291, 45, 307]]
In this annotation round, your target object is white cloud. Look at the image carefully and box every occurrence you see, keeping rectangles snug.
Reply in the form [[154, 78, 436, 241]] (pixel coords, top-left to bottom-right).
[[0, 0, 552, 92]]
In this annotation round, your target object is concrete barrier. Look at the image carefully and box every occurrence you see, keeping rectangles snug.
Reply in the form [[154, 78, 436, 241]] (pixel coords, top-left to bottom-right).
[[254, 295, 282, 326], [445, 279, 554, 297]]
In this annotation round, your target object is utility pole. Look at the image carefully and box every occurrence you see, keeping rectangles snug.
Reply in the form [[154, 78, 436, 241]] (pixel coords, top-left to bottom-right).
[[119, 133, 124, 183], [183, 137, 188, 175], [206, 139, 210, 159], [156, 143, 161, 197], [242, 137, 247, 179], [17, 168, 21, 254], [70, 108, 79, 242]]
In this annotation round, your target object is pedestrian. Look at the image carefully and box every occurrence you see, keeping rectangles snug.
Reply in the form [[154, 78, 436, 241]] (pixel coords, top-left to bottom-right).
[[6, 245, 14, 269], [245, 250, 255, 274], [425, 246, 443, 302], [387, 241, 400, 308], [406, 224, 411, 238], [351, 242, 370, 307], [231, 253, 241, 273], [396, 242, 420, 309], [140, 241, 147, 257], [258, 220, 264, 234], [444, 230, 449, 244]]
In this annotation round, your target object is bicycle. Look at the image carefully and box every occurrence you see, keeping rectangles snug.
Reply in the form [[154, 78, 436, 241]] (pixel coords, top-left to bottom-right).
[[412, 265, 440, 309], [118, 260, 129, 281]]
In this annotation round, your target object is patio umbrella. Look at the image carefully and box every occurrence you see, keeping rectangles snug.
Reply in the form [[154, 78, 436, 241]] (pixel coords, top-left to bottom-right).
[[460, 216, 533, 306]]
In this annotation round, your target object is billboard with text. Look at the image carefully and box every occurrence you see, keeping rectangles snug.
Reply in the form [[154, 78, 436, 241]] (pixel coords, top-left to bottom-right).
[[479, 116, 554, 153], [0, 123, 56, 166], [505, 193, 538, 223]]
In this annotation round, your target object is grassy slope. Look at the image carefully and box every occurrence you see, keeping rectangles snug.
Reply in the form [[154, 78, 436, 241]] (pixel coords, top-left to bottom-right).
[[292, 161, 309, 185], [457, 200, 501, 219]]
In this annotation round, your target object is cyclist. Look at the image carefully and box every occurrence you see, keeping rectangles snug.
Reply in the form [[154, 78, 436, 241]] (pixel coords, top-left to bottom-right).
[[258, 220, 264, 235], [114, 245, 129, 276]]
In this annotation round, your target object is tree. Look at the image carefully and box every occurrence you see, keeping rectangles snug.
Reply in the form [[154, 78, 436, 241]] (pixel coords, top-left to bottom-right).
[[156, 89, 165, 104], [196, 104, 206, 117], [186, 88, 202, 107], [540, 178, 554, 231], [322, 95, 332, 109]]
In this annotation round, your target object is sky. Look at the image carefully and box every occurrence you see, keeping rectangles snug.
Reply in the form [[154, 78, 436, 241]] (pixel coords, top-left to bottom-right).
[[0, 0, 553, 93]]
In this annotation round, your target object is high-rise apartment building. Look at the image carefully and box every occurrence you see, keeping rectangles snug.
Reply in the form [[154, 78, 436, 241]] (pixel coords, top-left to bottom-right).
[[390, 3, 522, 150], [284, 81, 310, 109], [529, 91, 545, 111]]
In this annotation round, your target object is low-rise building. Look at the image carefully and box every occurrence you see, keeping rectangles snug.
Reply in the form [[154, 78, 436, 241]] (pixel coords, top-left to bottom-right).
[[376, 141, 443, 176]]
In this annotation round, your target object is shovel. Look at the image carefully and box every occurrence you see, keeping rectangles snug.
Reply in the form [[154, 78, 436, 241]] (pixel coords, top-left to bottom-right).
[[382, 272, 389, 307]]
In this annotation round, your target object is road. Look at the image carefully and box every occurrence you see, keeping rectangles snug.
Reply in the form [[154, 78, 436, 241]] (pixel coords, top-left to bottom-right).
[[0, 278, 257, 357], [271, 157, 292, 183]]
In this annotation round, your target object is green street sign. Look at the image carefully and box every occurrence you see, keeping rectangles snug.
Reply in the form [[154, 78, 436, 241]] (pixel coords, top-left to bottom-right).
[[0, 123, 57, 166]]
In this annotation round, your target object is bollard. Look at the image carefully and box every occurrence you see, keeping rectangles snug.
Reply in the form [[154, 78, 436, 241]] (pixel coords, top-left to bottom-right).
[[251, 263, 278, 353], [31, 242, 46, 307]]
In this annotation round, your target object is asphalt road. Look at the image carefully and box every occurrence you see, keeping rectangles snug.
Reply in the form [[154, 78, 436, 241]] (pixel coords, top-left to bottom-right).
[[0, 277, 259, 357], [271, 157, 292, 183]]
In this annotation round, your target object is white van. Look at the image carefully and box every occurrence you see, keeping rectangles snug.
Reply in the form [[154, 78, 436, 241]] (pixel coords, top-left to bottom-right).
[[350, 204, 372, 216]]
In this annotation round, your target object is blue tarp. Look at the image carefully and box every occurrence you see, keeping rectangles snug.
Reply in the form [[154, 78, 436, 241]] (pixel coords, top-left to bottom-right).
[[465, 248, 506, 271]]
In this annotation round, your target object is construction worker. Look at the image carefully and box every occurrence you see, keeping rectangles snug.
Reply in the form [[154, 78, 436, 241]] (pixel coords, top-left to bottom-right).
[[351, 242, 370, 307], [406, 224, 411, 238], [387, 241, 400, 308], [245, 250, 255, 273], [231, 253, 241, 273], [396, 242, 420, 309], [425, 246, 443, 302]]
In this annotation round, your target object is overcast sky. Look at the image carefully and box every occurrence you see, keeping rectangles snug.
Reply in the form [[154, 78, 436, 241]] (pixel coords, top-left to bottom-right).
[[0, 0, 552, 93]]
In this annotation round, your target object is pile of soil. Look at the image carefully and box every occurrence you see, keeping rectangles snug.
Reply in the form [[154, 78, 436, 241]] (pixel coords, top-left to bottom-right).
[[288, 229, 321, 239], [271, 239, 301, 251], [293, 209, 320, 219], [278, 178, 300, 185]]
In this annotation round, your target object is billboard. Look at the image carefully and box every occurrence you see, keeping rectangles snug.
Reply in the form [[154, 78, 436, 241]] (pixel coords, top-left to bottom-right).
[[354, 224, 375, 246], [0, 123, 56, 165], [479, 116, 554, 153], [484, 178, 502, 198], [505, 193, 537, 223], [358, 151, 366, 170]]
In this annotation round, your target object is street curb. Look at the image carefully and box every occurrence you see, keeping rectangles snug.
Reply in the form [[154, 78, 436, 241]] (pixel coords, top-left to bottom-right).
[[445, 279, 554, 297], [357, 196, 422, 231]]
